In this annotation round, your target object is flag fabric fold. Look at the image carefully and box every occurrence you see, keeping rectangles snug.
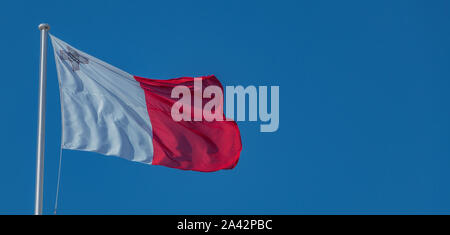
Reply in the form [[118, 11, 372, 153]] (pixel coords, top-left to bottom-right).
[[50, 35, 242, 172]]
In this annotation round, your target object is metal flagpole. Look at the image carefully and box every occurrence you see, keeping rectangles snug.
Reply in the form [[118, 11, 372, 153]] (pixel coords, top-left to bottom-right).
[[35, 23, 50, 215]]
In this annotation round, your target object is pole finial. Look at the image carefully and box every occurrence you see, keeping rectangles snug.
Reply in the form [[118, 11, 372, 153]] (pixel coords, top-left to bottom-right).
[[38, 23, 50, 31]]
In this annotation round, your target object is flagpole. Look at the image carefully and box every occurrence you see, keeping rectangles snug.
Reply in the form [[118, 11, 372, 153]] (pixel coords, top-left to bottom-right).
[[35, 23, 50, 215]]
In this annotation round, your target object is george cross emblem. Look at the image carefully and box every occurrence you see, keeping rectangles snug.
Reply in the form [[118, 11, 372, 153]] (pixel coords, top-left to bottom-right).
[[59, 46, 89, 71]]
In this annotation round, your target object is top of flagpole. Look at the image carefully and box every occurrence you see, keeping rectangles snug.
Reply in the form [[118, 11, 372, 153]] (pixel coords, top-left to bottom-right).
[[38, 23, 50, 31]]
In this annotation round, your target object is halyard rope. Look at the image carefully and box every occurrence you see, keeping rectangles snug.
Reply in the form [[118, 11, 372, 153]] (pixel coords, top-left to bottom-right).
[[53, 147, 63, 215]]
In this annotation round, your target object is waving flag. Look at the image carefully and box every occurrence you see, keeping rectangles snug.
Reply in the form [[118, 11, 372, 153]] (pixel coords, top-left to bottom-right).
[[50, 35, 242, 172]]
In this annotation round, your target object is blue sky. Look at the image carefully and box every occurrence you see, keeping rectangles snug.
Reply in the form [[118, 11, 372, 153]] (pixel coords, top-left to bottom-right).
[[1, 0, 450, 214]]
